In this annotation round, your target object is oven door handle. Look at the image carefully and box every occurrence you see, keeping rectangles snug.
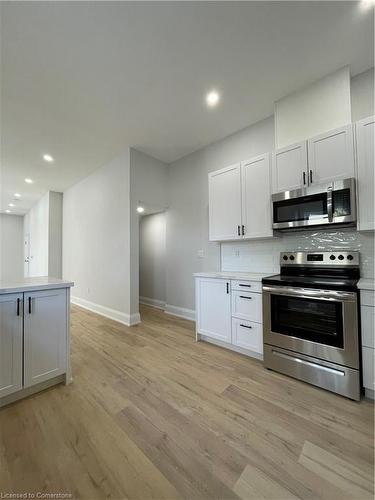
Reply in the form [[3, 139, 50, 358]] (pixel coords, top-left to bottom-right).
[[262, 285, 356, 302]]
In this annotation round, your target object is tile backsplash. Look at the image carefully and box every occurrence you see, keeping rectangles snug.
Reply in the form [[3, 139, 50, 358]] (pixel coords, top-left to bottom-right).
[[221, 229, 374, 278]]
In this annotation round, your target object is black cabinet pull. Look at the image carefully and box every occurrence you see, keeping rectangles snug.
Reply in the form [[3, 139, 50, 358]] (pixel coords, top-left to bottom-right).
[[239, 295, 252, 299], [310, 169, 313, 183], [303, 171, 306, 185], [237, 225, 241, 236], [226, 282, 229, 294], [17, 298, 20, 316], [241, 225, 245, 236], [239, 284, 251, 287], [240, 324, 252, 329], [28, 296, 32, 314]]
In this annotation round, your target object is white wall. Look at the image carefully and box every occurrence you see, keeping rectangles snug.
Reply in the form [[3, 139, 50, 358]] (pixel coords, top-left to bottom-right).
[[139, 212, 166, 304], [129, 148, 169, 316], [351, 67, 375, 122], [63, 151, 132, 320], [275, 66, 351, 148], [0, 214, 24, 280]]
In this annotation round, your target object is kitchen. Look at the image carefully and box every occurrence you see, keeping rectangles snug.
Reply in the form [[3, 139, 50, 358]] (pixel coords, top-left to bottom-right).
[[0, 2, 374, 499]]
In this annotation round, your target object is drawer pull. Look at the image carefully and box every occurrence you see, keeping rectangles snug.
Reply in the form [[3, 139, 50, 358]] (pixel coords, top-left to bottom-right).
[[240, 324, 252, 329], [240, 295, 252, 299], [239, 284, 251, 287]]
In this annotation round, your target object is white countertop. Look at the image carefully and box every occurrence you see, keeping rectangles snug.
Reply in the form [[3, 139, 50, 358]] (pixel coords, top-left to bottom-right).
[[0, 277, 74, 294], [193, 271, 271, 281], [358, 278, 375, 291]]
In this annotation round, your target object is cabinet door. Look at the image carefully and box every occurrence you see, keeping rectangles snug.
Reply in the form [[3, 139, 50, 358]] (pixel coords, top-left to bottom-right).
[[208, 164, 242, 241], [232, 318, 263, 355], [196, 278, 231, 343], [0, 294, 23, 397], [24, 289, 67, 388], [272, 141, 307, 193], [356, 116, 374, 231], [307, 124, 355, 184], [362, 347, 375, 392], [241, 154, 272, 239]]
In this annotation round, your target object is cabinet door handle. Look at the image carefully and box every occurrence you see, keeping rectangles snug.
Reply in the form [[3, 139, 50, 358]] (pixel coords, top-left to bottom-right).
[[237, 225, 241, 236], [226, 282, 229, 294], [239, 284, 251, 287], [303, 171, 306, 185], [17, 298, 20, 316], [310, 169, 313, 183], [239, 295, 252, 299], [28, 296, 32, 314], [240, 324, 252, 329], [241, 225, 245, 236]]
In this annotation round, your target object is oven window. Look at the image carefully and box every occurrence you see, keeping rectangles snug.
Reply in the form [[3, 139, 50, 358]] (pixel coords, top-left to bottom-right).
[[271, 295, 344, 348], [273, 193, 327, 224]]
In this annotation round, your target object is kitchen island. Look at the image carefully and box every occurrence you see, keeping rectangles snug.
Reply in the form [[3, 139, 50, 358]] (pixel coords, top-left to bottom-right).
[[0, 277, 74, 408]]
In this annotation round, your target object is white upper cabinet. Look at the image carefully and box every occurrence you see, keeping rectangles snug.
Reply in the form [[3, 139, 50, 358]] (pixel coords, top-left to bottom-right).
[[208, 163, 242, 241], [195, 278, 231, 343], [307, 124, 355, 184], [241, 153, 272, 239], [271, 141, 308, 193], [356, 116, 374, 231], [24, 289, 67, 388], [0, 294, 23, 398]]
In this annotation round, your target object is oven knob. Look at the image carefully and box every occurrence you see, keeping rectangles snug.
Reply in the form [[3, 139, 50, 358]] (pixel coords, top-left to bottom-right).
[[338, 254, 344, 260], [330, 254, 336, 260], [347, 254, 354, 261], [283, 255, 288, 261], [289, 255, 295, 261]]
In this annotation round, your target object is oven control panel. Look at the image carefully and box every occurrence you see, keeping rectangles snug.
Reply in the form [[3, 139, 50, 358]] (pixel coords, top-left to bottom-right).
[[280, 251, 359, 266]]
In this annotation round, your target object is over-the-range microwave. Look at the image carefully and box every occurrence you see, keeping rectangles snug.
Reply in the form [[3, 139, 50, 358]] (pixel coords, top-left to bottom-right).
[[272, 178, 357, 231]]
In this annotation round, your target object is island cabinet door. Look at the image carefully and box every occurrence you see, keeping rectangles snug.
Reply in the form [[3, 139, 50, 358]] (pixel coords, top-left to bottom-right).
[[0, 293, 23, 397], [24, 288, 67, 388]]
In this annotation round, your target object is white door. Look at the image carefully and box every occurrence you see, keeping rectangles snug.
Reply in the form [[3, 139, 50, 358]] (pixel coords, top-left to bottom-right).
[[271, 141, 308, 193], [241, 153, 272, 239], [208, 163, 242, 241], [24, 288, 67, 388], [356, 116, 374, 231], [196, 278, 231, 343], [307, 124, 355, 184], [0, 293, 23, 397]]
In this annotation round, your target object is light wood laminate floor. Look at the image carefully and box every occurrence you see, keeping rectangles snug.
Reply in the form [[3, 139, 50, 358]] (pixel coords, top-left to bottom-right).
[[0, 304, 374, 500]]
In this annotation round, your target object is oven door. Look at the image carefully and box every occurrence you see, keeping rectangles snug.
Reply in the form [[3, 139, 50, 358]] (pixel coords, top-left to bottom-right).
[[262, 285, 359, 369]]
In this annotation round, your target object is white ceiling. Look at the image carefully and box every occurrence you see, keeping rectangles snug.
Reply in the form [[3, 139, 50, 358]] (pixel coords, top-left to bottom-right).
[[1, 1, 373, 215]]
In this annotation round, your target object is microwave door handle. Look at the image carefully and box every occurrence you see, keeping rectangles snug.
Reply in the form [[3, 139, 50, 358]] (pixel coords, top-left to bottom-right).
[[327, 186, 333, 222]]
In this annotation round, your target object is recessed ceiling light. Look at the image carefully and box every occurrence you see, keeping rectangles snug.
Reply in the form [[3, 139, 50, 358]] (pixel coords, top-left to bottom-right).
[[206, 90, 220, 108], [137, 206, 145, 213], [14, 193, 21, 198], [25, 178, 33, 184], [8, 203, 15, 207], [43, 154, 54, 163], [5, 209, 11, 213]]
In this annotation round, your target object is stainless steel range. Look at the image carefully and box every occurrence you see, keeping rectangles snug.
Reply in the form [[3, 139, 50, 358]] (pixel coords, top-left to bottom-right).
[[262, 251, 361, 400]]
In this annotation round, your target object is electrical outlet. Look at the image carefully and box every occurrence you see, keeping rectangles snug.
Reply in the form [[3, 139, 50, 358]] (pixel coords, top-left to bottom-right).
[[235, 250, 240, 258], [197, 249, 205, 258]]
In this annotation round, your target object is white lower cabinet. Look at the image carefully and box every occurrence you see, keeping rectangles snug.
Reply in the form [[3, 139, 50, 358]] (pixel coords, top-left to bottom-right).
[[196, 276, 263, 358], [0, 294, 23, 398], [360, 289, 375, 398]]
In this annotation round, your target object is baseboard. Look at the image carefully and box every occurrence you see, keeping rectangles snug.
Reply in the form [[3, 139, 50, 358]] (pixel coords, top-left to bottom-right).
[[365, 388, 375, 401], [71, 296, 141, 327], [139, 296, 166, 310], [164, 304, 195, 321]]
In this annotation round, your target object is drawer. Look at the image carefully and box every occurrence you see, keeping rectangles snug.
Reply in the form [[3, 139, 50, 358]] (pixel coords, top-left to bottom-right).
[[361, 290, 375, 307], [231, 280, 262, 293], [232, 318, 263, 354], [361, 305, 375, 349], [231, 290, 262, 322], [362, 346, 375, 391]]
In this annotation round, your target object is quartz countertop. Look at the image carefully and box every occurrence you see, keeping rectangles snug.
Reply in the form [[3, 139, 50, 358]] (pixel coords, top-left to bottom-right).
[[193, 271, 272, 281], [358, 278, 375, 291], [0, 277, 74, 294]]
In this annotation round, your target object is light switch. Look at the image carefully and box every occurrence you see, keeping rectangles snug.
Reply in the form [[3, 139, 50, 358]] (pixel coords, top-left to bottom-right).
[[197, 249, 205, 258]]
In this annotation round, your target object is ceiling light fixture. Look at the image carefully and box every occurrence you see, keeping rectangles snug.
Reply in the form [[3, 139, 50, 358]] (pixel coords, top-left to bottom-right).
[[43, 154, 54, 163], [5, 209, 11, 213], [24, 178, 34, 184], [137, 206, 145, 213], [14, 193, 21, 198], [8, 203, 15, 207], [206, 90, 220, 108]]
